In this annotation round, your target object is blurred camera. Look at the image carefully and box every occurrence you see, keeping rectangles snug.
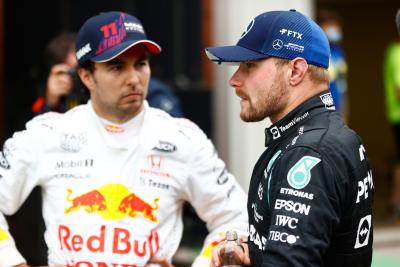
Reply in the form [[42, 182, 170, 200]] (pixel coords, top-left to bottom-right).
[[66, 68, 77, 77]]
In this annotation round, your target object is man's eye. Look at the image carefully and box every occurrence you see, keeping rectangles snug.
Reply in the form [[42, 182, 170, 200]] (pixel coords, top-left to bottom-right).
[[110, 65, 123, 71], [137, 60, 148, 67], [245, 62, 255, 68]]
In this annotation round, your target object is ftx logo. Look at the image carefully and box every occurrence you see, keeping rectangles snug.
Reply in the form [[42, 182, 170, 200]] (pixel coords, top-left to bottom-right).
[[279, 29, 303, 39]]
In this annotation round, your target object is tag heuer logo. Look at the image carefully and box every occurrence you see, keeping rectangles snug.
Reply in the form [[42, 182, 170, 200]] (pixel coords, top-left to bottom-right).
[[60, 133, 87, 153]]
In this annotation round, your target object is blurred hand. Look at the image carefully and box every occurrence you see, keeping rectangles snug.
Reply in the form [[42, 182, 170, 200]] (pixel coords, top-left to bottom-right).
[[46, 63, 75, 108], [211, 236, 250, 267], [147, 256, 175, 267]]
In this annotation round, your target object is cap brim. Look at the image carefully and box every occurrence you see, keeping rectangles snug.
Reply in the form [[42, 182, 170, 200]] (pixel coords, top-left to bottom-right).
[[205, 45, 268, 64], [92, 40, 161, 63]]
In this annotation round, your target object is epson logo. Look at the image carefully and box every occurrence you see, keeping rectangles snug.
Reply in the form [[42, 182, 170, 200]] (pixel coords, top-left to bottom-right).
[[280, 187, 314, 200], [56, 159, 93, 169], [152, 141, 177, 153], [275, 215, 298, 229], [274, 199, 311, 215]]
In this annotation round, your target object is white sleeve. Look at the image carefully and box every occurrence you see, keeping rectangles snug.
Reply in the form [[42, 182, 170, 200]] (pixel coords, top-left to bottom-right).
[[0, 123, 43, 266], [0, 215, 26, 267], [182, 133, 248, 267]]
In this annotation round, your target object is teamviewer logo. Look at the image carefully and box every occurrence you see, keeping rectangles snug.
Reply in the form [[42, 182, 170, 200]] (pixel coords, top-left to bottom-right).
[[270, 126, 281, 139]]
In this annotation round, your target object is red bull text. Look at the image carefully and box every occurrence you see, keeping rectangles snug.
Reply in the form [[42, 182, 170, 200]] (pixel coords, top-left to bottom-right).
[[59, 225, 159, 262]]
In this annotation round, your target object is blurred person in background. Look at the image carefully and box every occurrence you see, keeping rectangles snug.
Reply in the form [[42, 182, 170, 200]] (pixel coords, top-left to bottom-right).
[[318, 9, 349, 122], [0, 11, 247, 267], [383, 8, 400, 222]]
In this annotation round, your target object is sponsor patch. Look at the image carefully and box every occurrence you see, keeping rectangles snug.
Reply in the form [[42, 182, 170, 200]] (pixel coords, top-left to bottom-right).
[[274, 199, 311, 215], [354, 215, 371, 249], [252, 203, 264, 223], [287, 156, 321, 189], [60, 133, 87, 153], [0, 152, 10, 169], [275, 214, 299, 229], [320, 93, 335, 110], [152, 141, 177, 153], [268, 230, 299, 244]]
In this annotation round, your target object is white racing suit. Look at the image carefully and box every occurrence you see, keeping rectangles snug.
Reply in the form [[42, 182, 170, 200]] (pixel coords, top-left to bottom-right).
[[0, 102, 248, 267]]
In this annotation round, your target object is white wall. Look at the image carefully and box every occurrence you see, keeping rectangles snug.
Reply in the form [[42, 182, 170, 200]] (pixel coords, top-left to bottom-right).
[[211, 0, 315, 191]]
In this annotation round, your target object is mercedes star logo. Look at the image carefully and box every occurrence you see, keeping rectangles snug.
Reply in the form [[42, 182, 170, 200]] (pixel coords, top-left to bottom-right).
[[272, 39, 283, 50], [240, 19, 255, 39]]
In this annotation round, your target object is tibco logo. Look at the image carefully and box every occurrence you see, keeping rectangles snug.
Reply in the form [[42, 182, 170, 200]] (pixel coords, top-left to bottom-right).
[[268, 230, 299, 244]]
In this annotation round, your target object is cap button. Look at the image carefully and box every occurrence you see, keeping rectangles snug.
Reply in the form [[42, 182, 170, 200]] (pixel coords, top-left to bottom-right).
[[289, 9, 297, 12]]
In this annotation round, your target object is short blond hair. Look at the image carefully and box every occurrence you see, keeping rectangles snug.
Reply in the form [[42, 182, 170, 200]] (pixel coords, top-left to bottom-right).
[[274, 58, 329, 85]]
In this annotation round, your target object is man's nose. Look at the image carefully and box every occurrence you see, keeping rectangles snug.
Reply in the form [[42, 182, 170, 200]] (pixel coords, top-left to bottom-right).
[[126, 66, 140, 85], [229, 70, 242, 88]]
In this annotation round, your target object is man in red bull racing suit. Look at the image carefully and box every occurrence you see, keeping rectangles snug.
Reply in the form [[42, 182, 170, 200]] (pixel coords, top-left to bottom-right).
[[206, 10, 373, 267], [0, 11, 248, 267]]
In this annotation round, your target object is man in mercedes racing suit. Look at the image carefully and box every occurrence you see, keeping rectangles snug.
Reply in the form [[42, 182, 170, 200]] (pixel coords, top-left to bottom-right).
[[206, 10, 373, 267], [0, 11, 248, 267]]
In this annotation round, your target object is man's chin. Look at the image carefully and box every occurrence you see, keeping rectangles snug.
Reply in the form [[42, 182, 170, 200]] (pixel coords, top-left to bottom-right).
[[240, 110, 265, 122]]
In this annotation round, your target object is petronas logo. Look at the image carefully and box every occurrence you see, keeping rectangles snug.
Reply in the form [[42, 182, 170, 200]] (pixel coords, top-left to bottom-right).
[[287, 156, 321, 189]]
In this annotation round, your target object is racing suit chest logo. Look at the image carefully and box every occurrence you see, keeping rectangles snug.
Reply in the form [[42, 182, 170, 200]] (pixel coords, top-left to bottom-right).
[[287, 156, 321, 189]]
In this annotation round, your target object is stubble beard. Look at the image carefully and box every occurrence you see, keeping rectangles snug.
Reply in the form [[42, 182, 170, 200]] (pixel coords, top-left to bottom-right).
[[240, 74, 288, 122]]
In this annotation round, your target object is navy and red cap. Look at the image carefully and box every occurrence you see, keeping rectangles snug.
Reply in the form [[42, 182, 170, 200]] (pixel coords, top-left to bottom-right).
[[205, 9, 330, 69], [76, 11, 161, 66]]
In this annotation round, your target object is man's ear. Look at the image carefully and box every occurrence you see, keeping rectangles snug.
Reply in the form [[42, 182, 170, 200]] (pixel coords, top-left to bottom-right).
[[289, 57, 308, 86], [77, 68, 94, 92]]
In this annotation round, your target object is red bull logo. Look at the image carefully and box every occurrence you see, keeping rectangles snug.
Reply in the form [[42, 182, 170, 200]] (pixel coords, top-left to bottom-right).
[[105, 124, 124, 133], [65, 189, 106, 214], [119, 194, 159, 222], [65, 184, 159, 222]]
